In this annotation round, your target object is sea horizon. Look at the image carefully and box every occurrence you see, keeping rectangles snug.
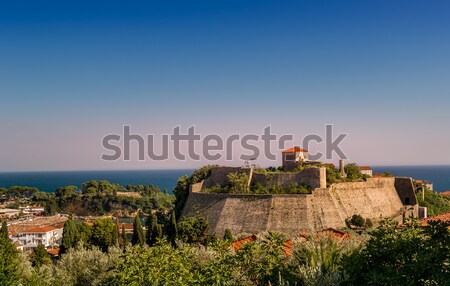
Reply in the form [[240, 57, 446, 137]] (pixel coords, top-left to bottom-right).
[[0, 164, 449, 194]]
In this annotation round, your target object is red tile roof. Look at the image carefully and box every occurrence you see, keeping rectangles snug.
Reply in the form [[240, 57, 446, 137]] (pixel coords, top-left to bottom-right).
[[47, 248, 60, 256], [421, 211, 450, 226], [282, 147, 307, 153], [359, 166, 372, 171], [282, 240, 293, 256], [441, 191, 450, 196], [119, 223, 134, 231], [321, 228, 350, 239], [299, 228, 350, 240], [231, 235, 257, 250], [231, 235, 293, 256], [21, 226, 58, 233]]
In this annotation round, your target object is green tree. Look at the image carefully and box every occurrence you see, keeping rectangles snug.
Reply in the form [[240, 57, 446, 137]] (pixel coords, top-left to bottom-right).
[[53, 242, 121, 286], [344, 163, 365, 181], [60, 219, 78, 255], [223, 228, 233, 241], [173, 175, 190, 218], [0, 221, 19, 285], [344, 219, 450, 285], [75, 222, 92, 247], [345, 214, 366, 229], [292, 232, 361, 285], [120, 225, 127, 249], [227, 172, 249, 193], [177, 217, 210, 245], [90, 218, 118, 252], [173, 166, 216, 218], [324, 164, 343, 186], [32, 244, 51, 268], [107, 244, 197, 285], [167, 211, 178, 244], [131, 212, 145, 246], [146, 213, 161, 246]]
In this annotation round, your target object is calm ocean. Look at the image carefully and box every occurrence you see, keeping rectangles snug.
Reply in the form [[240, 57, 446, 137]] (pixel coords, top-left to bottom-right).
[[372, 165, 450, 192], [0, 169, 194, 194], [0, 166, 449, 194]]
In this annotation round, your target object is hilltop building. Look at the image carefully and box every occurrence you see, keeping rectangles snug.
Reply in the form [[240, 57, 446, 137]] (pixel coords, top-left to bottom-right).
[[359, 166, 373, 177], [282, 146, 309, 171]]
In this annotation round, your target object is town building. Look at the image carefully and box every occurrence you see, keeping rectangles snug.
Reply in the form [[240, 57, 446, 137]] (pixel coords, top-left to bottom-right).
[[10, 225, 63, 251], [0, 208, 20, 218], [282, 146, 309, 171], [415, 180, 433, 191], [19, 205, 45, 216], [359, 166, 373, 177]]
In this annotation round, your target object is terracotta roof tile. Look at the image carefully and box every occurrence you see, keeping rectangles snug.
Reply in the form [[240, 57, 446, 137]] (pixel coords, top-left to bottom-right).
[[299, 228, 350, 240], [231, 235, 257, 250], [359, 166, 372, 171], [47, 248, 60, 256], [321, 228, 350, 239], [282, 240, 293, 256], [421, 211, 450, 226], [21, 226, 58, 233], [119, 223, 134, 230], [282, 147, 307, 153]]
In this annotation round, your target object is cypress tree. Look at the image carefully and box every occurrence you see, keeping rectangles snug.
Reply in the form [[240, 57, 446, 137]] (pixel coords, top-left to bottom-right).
[[131, 212, 145, 246], [223, 228, 233, 242], [0, 221, 8, 239], [146, 213, 159, 246], [120, 225, 127, 248], [155, 224, 163, 242], [112, 224, 119, 246], [167, 211, 178, 244], [60, 219, 78, 255], [0, 221, 19, 285]]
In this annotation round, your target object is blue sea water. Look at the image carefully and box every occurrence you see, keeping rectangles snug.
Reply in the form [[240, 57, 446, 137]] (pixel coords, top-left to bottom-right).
[[0, 166, 449, 194], [0, 169, 194, 194], [372, 165, 450, 192]]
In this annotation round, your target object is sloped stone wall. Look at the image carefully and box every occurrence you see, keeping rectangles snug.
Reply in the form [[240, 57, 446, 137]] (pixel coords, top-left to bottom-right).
[[182, 177, 413, 237]]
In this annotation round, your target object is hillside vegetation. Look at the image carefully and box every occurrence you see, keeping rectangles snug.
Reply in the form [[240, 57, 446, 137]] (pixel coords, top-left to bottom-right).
[[416, 188, 450, 216], [2, 181, 174, 216]]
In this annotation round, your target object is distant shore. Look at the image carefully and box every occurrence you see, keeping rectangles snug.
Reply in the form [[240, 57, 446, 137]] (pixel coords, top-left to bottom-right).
[[0, 165, 449, 193]]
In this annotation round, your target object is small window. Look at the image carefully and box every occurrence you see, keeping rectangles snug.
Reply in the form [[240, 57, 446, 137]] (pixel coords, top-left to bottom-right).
[[285, 154, 295, 161]]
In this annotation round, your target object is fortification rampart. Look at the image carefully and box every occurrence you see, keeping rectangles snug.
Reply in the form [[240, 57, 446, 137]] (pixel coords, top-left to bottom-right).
[[251, 167, 326, 189], [201, 166, 326, 190], [182, 176, 417, 237]]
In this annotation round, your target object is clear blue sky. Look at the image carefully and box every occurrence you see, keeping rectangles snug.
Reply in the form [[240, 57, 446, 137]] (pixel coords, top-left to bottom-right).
[[1, 0, 449, 171]]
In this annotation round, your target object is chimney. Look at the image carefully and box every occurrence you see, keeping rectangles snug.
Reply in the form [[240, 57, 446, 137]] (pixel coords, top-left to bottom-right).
[[339, 159, 346, 178]]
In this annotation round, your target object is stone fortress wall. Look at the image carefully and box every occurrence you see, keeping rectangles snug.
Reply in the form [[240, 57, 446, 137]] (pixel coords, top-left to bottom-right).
[[202, 166, 326, 190], [182, 166, 418, 237]]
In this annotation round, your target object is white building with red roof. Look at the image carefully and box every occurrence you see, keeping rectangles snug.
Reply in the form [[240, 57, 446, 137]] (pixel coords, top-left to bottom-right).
[[282, 146, 309, 171], [11, 225, 63, 250], [358, 166, 373, 177]]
